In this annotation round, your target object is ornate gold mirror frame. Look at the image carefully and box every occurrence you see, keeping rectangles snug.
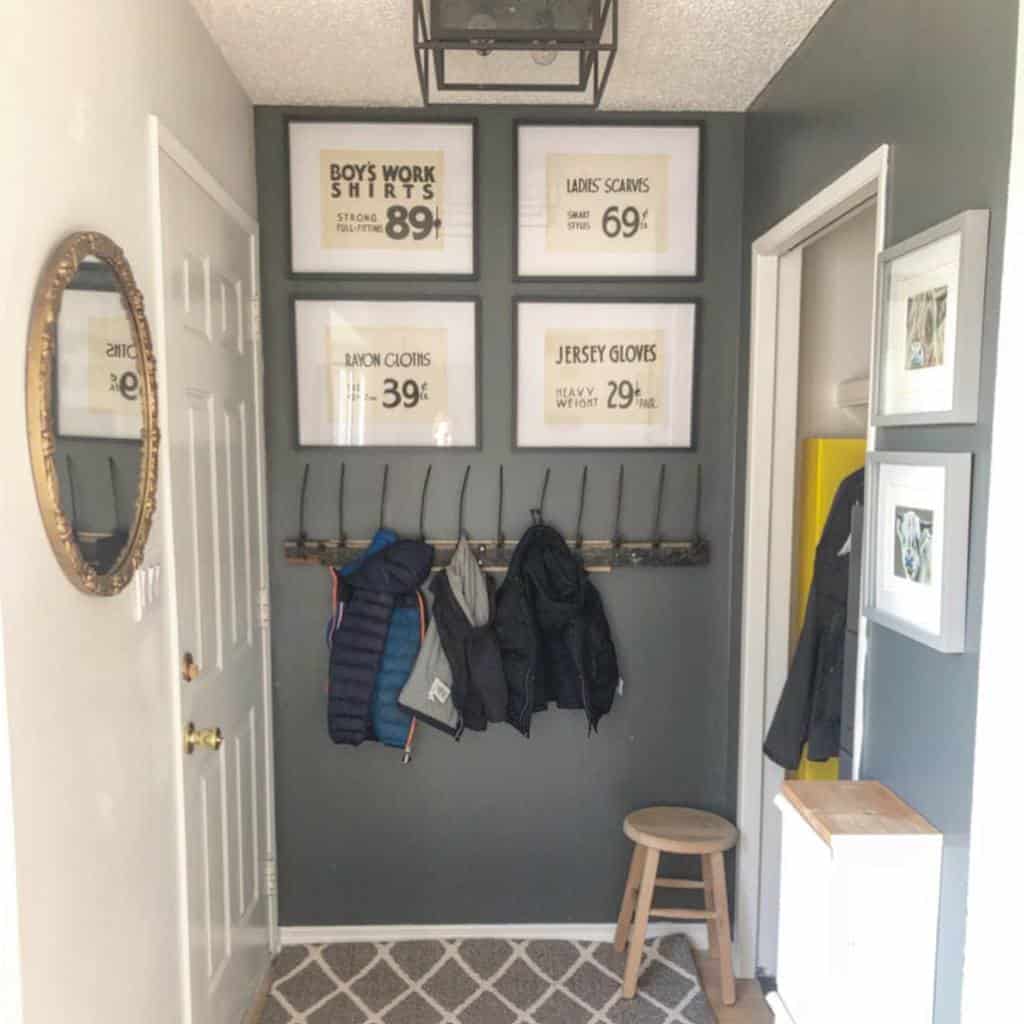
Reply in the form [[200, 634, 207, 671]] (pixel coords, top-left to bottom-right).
[[26, 232, 159, 595]]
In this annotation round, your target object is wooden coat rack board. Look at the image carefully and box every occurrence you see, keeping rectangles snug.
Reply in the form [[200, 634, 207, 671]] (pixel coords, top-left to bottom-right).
[[283, 463, 710, 574]]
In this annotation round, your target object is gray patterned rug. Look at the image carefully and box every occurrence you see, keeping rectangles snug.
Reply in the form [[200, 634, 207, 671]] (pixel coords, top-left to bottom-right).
[[259, 936, 714, 1024]]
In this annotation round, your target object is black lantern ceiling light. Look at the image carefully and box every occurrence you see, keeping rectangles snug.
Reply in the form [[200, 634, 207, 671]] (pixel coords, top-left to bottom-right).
[[414, 0, 618, 106]]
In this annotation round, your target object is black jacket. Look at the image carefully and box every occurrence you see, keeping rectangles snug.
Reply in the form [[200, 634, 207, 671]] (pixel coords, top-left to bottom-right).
[[431, 571, 507, 732], [764, 469, 864, 769], [495, 524, 619, 736]]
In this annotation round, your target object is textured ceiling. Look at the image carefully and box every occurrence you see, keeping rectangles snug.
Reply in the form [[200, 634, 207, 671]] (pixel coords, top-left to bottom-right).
[[190, 0, 834, 110]]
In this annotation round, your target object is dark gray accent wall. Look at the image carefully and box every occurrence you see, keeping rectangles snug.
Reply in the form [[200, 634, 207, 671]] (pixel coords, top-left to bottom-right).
[[256, 106, 746, 926], [744, 2, 1018, 1020]]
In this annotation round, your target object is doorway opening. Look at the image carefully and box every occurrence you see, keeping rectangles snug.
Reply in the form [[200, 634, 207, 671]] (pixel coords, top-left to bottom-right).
[[735, 146, 889, 981]]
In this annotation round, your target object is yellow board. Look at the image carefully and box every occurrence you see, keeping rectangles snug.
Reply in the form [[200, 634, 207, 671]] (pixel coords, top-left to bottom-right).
[[793, 437, 866, 781]]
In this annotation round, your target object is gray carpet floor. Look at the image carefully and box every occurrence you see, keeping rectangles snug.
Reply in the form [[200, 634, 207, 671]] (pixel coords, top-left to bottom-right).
[[259, 936, 714, 1024]]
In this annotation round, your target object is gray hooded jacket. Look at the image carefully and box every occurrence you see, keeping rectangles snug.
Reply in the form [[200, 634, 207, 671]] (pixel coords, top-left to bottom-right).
[[399, 537, 504, 737], [398, 586, 460, 736]]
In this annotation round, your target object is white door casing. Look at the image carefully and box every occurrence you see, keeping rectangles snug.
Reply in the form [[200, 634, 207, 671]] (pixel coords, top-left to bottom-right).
[[735, 146, 888, 979], [149, 118, 276, 1024], [754, 244, 802, 976]]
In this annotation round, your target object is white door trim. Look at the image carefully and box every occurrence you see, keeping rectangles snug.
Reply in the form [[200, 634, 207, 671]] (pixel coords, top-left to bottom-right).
[[146, 118, 278, 1023], [735, 145, 889, 979], [154, 123, 258, 235]]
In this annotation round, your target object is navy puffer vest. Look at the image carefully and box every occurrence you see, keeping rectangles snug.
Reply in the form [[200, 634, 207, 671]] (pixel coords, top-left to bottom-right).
[[328, 532, 433, 746]]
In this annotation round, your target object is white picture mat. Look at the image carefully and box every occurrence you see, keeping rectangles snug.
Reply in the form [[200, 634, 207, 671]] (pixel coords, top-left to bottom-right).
[[873, 462, 945, 637], [56, 289, 141, 440], [517, 124, 700, 278], [881, 232, 961, 416], [516, 302, 695, 448], [289, 121, 475, 275], [295, 300, 477, 447]]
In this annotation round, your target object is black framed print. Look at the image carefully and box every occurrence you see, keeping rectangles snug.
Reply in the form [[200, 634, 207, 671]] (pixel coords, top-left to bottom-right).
[[294, 298, 479, 449], [515, 300, 697, 449], [57, 280, 143, 441], [288, 119, 477, 277], [516, 121, 702, 280]]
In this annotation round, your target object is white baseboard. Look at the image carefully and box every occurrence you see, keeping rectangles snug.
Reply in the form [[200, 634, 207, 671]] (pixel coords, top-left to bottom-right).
[[280, 922, 708, 950], [765, 990, 794, 1023]]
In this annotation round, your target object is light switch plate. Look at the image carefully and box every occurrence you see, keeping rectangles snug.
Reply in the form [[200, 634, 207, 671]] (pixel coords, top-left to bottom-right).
[[132, 563, 162, 621]]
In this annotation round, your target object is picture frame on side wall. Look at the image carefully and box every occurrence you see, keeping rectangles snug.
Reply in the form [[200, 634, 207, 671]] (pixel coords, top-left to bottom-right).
[[516, 121, 703, 280], [288, 118, 478, 277], [515, 300, 698, 449], [864, 451, 972, 653], [872, 210, 989, 425], [293, 297, 480, 449]]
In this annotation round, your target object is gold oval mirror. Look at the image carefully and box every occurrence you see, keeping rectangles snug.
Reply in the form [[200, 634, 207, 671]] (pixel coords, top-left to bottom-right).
[[26, 232, 159, 595]]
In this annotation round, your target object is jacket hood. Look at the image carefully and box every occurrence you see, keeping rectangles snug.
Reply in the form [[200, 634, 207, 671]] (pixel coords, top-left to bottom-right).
[[445, 536, 491, 626], [339, 528, 397, 578], [510, 525, 586, 630], [347, 537, 434, 594]]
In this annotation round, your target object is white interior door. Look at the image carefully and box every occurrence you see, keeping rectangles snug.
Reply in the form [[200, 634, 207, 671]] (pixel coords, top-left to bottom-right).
[[157, 138, 274, 1024]]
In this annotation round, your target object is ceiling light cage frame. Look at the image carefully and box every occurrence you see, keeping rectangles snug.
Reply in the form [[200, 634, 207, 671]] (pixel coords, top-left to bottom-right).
[[414, 0, 618, 107]]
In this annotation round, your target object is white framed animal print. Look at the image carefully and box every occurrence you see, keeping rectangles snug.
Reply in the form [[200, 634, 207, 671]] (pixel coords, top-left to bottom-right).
[[864, 451, 972, 653], [872, 211, 989, 426]]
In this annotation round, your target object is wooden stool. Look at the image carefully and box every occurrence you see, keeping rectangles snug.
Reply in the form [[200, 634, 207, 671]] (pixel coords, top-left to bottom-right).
[[614, 806, 738, 1004]]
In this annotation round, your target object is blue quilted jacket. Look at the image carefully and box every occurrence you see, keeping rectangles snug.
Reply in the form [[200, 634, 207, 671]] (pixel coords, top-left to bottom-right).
[[328, 531, 433, 748]]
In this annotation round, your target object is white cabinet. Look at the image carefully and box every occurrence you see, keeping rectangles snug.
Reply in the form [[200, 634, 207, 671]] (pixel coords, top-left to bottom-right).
[[772, 781, 942, 1024]]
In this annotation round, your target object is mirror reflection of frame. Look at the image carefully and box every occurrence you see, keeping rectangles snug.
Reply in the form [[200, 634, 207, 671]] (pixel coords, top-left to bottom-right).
[[26, 232, 159, 595]]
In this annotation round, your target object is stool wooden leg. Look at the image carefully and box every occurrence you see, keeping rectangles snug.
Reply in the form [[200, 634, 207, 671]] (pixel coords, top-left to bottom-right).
[[622, 847, 659, 999], [701, 854, 719, 956], [614, 845, 644, 952], [709, 851, 736, 1006]]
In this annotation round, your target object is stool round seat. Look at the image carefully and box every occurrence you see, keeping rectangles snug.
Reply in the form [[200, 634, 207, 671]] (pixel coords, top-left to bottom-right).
[[624, 806, 738, 855]]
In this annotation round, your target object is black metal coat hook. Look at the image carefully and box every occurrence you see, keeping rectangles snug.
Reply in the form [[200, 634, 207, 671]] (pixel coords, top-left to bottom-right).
[[108, 456, 121, 530], [418, 465, 432, 542], [651, 463, 666, 548], [457, 465, 471, 538], [612, 464, 625, 548], [337, 462, 347, 546], [496, 465, 505, 549], [378, 464, 390, 531], [531, 467, 550, 526], [297, 462, 310, 546], [693, 463, 703, 540], [575, 465, 589, 549], [66, 455, 79, 533]]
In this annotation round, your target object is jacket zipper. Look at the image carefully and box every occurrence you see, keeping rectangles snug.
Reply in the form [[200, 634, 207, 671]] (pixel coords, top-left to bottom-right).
[[519, 666, 534, 733], [517, 587, 535, 734], [574, 627, 594, 730]]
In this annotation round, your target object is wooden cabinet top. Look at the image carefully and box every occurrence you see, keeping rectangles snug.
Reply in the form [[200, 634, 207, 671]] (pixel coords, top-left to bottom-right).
[[782, 780, 939, 846]]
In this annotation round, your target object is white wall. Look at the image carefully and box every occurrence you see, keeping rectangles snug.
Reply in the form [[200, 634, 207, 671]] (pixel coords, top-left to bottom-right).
[[0, 3, 254, 1021], [796, 205, 876, 442], [0, 599, 23, 1024], [962, 6, 1024, 1019]]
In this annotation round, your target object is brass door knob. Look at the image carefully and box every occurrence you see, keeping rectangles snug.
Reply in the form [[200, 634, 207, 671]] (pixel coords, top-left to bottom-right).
[[181, 652, 200, 683], [184, 723, 223, 755]]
